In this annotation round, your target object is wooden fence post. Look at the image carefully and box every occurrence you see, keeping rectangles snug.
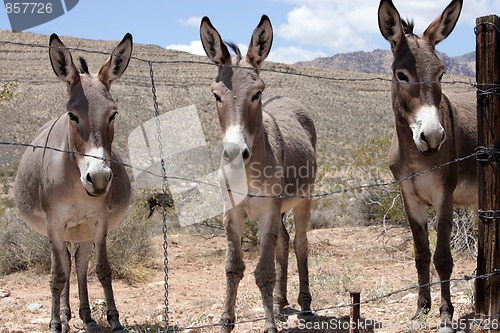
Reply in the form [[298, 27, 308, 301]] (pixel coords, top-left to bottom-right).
[[475, 14, 500, 327]]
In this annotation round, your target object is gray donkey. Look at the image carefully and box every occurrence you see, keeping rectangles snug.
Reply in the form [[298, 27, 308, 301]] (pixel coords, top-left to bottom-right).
[[200, 15, 317, 333]]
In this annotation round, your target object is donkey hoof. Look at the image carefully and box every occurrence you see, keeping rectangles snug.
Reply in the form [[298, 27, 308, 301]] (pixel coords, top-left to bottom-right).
[[85, 321, 101, 333], [49, 322, 62, 333], [220, 318, 235, 333]]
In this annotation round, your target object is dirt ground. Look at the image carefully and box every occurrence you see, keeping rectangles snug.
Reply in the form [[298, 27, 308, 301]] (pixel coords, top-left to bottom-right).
[[0, 225, 478, 333]]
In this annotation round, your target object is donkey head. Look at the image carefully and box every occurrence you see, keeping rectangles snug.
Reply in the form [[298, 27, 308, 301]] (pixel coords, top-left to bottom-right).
[[378, 0, 462, 155], [200, 15, 273, 165], [49, 33, 132, 196]]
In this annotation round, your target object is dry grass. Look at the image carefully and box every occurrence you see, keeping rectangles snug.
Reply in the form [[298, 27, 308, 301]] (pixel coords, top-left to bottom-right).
[[0, 199, 156, 284]]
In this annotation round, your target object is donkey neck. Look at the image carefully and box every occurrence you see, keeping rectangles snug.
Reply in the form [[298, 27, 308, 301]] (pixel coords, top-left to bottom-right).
[[246, 109, 283, 175]]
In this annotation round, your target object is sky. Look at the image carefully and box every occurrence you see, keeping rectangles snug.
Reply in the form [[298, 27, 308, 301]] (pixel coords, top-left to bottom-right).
[[1, 0, 499, 64]]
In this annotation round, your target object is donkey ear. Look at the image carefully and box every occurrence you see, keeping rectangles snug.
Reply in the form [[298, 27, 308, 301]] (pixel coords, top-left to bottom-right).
[[200, 16, 231, 65], [98, 33, 133, 89], [49, 33, 79, 86], [423, 0, 462, 46], [378, 0, 404, 51], [246, 15, 273, 69]]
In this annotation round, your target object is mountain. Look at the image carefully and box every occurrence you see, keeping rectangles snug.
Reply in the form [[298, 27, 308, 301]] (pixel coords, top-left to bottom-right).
[[295, 49, 476, 77]]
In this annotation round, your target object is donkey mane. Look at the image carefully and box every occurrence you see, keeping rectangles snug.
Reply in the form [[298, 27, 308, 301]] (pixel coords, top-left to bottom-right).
[[224, 41, 242, 65], [402, 19, 416, 35], [78, 57, 90, 74]]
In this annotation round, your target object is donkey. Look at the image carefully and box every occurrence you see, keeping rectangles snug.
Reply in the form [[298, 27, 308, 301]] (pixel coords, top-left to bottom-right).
[[14, 33, 132, 333], [200, 15, 317, 333], [378, 0, 477, 330]]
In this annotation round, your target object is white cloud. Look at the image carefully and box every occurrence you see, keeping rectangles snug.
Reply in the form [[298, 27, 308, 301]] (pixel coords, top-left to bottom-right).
[[277, 0, 499, 54], [166, 40, 206, 56], [460, 0, 500, 25], [165, 41, 249, 59], [179, 16, 202, 27], [277, 0, 381, 53], [268, 46, 327, 64]]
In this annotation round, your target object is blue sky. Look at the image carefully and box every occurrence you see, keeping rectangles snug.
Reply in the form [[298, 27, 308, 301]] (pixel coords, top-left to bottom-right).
[[1, 0, 498, 64]]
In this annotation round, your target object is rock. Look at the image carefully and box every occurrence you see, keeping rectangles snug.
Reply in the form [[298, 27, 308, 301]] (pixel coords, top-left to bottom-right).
[[2, 297, 17, 305], [0, 290, 10, 298], [26, 303, 43, 312], [31, 317, 51, 325]]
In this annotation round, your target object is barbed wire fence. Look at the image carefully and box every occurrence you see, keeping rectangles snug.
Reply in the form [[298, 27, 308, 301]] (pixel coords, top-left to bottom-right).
[[1, 36, 499, 332]]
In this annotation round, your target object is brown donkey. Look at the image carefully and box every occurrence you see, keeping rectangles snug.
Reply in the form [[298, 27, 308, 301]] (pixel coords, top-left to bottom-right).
[[378, 0, 477, 331], [14, 34, 132, 333], [200, 15, 317, 333]]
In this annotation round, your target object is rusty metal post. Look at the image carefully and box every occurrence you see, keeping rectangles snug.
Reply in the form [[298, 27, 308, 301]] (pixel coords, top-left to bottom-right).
[[350, 291, 361, 333]]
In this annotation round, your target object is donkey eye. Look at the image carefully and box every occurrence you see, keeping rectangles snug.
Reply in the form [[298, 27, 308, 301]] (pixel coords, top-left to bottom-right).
[[396, 71, 409, 83], [109, 111, 118, 123], [252, 91, 262, 102], [67, 112, 79, 124], [213, 92, 221, 103]]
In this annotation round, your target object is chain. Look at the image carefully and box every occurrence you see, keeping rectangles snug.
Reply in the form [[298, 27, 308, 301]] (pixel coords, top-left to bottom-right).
[[149, 61, 170, 329]]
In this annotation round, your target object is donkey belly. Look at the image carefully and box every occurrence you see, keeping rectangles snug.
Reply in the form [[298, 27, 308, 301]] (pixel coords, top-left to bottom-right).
[[453, 178, 478, 209], [263, 97, 317, 196], [280, 197, 305, 213]]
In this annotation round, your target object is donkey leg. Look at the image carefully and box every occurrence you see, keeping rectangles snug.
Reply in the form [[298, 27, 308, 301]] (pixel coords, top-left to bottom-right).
[[60, 245, 72, 333], [255, 209, 280, 333], [47, 226, 71, 333], [221, 208, 246, 333], [434, 200, 454, 328], [75, 241, 100, 332], [94, 230, 124, 332], [293, 199, 312, 314], [404, 195, 432, 318], [274, 214, 290, 316]]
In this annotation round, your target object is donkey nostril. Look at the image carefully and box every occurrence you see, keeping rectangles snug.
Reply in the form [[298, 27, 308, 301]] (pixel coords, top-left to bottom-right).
[[420, 132, 428, 144], [223, 150, 230, 161], [242, 148, 250, 160], [86, 173, 93, 184]]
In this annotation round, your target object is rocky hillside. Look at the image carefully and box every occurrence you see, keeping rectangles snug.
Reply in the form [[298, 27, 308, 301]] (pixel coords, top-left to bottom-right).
[[296, 49, 476, 77], [0, 30, 474, 172]]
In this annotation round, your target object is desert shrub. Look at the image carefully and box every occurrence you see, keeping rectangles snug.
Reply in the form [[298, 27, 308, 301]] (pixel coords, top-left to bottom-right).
[[351, 136, 406, 225], [0, 199, 155, 283], [244, 219, 259, 246], [0, 196, 15, 217], [310, 162, 358, 229], [450, 208, 478, 257], [104, 199, 156, 283], [0, 82, 18, 106], [0, 210, 51, 274]]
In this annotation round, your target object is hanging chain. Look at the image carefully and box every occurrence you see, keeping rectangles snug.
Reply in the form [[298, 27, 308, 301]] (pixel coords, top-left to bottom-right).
[[149, 61, 170, 330]]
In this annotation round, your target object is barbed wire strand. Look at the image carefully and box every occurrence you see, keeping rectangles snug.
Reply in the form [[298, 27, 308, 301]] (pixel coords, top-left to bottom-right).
[[0, 39, 483, 88], [4, 140, 500, 229], [0, 140, 483, 201]]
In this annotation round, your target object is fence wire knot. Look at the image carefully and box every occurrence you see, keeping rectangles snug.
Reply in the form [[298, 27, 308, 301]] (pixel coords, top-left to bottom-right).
[[475, 146, 500, 164]]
